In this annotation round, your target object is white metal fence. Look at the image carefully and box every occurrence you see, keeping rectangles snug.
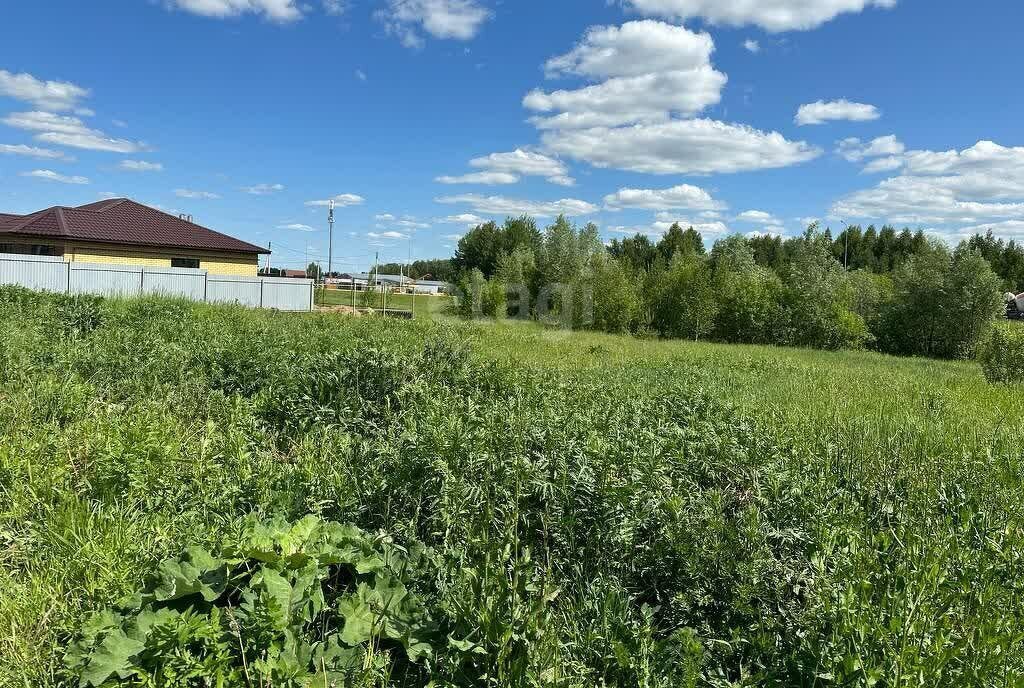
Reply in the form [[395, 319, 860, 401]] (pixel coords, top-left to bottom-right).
[[0, 253, 314, 312]]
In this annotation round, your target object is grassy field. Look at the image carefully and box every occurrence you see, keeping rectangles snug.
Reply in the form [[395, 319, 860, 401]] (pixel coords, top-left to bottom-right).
[[317, 288, 455, 318], [1, 289, 1021, 686]]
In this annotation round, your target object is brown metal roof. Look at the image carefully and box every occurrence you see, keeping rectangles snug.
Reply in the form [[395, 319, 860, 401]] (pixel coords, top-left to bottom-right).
[[0, 199, 269, 255]]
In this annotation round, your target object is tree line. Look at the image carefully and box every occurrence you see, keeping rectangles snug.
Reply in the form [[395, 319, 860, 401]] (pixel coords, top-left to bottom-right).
[[448, 215, 1016, 360]]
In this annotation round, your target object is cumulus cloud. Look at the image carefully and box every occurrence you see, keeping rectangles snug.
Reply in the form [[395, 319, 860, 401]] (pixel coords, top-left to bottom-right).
[[862, 156, 904, 174], [836, 135, 904, 161], [278, 223, 316, 232], [0, 143, 72, 160], [831, 141, 1024, 233], [21, 169, 89, 185], [440, 149, 575, 187], [3, 111, 148, 153], [119, 160, 163, 171], [743, 39, 760, 53], [624, 0, 897, 32], [305, 193, 365, 207], [377, 0, 491, 48], [241, 183, 285, 194], [175, 189, 220, 199], [542, 119, 820, 175], [737, 209, 784, 226], [164, 0, 303, 22], [436, 171, 520, 185], [438, 213, 486, 227], [603, 184, 726, 211], [525, 21, 726, 129], [436, 193, 598, 218], [368, 230, 409, 240], [796, 99, 881, 125], [0, 70, 89, 111]]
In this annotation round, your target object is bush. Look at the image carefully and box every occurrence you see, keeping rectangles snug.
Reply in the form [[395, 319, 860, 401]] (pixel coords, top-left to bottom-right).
[[66, 516, 441, 687], [978, 323, 1024, 383]]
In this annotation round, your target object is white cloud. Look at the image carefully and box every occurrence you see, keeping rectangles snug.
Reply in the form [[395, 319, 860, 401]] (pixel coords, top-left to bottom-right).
[[471, 149, 572, 184], [0, 143, 72, 160], [603, 184, 726, 211], [542, 119, 820, 175], [305, 193, 365, 207], [737, 209, 784, 225], [375, 213, 396, 221], [175, 189, 220, 199], [438, 213, 486, 226], [831, 141, 1024, 233], [324, 0, 347, 15], [368, 230, 409, 240], [836, 135, 904, 161], [436, 193, 598, 218], [862, 156, 904, 174], [119, 160, 163, 172], [0, 70, 90, 111], [796, 99, 881, 125], [544, 20, 715, 80], [396, 219, 431, 229], [436, 171, 520, 185], [625, 0, 897, 32], [743, 39, 760, 53], [377, 0, 491, 48], [278, 222, 316, 232], [954, 220, 1024, 241], [241, 182, 285, 194], [3, 111, 148, 153], [442, 233, 464, 240], [355, 69, 367, 81], [21, 169, 89, 185], [165, 0, 303, 22], [441, 148, 575, 187], [525, 21, 725, 129]]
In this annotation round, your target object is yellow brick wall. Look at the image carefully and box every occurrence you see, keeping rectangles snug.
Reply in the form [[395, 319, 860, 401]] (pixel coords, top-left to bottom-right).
[[65, 243, 258, 276]]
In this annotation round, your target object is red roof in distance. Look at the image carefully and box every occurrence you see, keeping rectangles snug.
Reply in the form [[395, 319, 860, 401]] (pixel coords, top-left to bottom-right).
[[0, 198, 269, 255]]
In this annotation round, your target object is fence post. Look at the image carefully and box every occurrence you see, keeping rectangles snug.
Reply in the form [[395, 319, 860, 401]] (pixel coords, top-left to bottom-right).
[[259, 278, 264, 309], [203, 271, 208, 303], [65, 261, 71, 295]]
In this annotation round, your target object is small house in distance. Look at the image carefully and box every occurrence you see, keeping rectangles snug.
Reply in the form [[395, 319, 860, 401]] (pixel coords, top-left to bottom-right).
[[0, 198, 268, 276]]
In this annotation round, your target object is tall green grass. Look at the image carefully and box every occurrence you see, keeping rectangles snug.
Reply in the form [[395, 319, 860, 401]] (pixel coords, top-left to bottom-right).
[[0, 287, 1021, 686]]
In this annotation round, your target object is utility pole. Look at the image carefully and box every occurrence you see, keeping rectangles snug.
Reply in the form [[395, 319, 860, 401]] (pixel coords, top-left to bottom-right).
[[265, 242, 271, 274], [326, 200, 335, 305]]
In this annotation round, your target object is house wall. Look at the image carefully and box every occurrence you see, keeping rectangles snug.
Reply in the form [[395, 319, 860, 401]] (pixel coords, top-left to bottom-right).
[[65, 242, 259, 276]]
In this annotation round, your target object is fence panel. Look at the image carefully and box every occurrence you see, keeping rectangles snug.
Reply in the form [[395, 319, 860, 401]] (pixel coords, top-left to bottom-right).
[[70, 262, 143, 297], [260, 277, 315, 312], [142, 266, 207, 301], [0, 253, 68, 292], [0, 254, 313, 311], [206, 275, 264, 308]]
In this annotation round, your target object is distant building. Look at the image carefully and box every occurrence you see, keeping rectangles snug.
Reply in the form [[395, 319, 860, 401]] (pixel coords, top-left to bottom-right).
[[413, 279, 451, 295], [0, 198, 267, 276], [282, 269, 307, 279]]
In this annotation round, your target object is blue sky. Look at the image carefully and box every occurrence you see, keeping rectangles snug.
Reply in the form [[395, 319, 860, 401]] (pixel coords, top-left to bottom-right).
[[3, 0, 1024, 272]]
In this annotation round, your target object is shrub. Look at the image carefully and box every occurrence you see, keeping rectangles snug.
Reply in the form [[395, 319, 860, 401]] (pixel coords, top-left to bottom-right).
[[65, 516, 440, 687], [978, 323, 1024, 383]]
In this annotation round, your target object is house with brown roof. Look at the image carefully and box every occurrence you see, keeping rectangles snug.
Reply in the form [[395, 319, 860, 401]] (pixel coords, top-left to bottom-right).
[[0, 198, 269, 276]]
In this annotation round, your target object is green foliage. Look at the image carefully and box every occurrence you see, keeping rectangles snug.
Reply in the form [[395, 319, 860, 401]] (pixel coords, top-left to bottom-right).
[[877, 243, 1005, 359], [978, 322, 1024, 383], [650, 257, 719, 340], [66, 516, 438, 687], [2, 288, 1022, 686]]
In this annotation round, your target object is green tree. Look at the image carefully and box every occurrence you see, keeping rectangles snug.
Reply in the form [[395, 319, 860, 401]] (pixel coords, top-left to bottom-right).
[[589, 255, 642, 334], [657, 223, 705, 263], [651, 257, 719, 341]]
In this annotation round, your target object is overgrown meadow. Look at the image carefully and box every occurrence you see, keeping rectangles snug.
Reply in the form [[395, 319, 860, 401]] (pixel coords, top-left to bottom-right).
[[1, 287, 1022, 686]]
